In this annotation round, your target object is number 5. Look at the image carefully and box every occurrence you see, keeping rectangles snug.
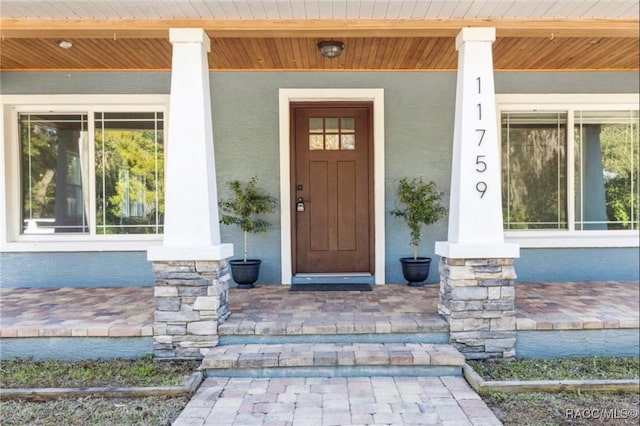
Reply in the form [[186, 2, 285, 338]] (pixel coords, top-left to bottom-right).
[[475, 155, 487, 172]]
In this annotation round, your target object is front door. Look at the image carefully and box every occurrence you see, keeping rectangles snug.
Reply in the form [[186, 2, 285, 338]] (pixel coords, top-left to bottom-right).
[[292, 102, 373, 274]]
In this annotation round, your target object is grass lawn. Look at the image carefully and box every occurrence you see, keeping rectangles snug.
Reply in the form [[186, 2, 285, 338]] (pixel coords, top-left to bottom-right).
[[468, 356, 640, 381], [0, 355, 199, 388], [1, 396, 190, 426], [484, 392, 639, 426], [0, 355, 199, 426], [470, 357, 640, 426], [2, 355, 639, 425]]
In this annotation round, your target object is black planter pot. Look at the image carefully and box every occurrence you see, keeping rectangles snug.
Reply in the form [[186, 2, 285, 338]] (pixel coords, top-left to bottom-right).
[[399, 257, 432, 287], [229, 259, 262, 289]]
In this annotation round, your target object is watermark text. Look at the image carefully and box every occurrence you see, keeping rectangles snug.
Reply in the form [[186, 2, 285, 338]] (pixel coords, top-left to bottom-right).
[[566, 408, 639, 421]]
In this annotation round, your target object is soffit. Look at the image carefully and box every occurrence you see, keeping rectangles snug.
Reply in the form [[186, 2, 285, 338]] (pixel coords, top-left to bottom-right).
[[1, 1, 638, 71]]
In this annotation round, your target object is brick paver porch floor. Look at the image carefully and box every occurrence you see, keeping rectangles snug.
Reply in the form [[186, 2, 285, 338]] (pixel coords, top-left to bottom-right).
[[1, 281, 638, 338], [1, 281, 637, 425]]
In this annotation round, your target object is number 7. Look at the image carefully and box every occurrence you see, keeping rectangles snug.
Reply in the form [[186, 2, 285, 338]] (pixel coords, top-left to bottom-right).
[[476, 129, 486, 146]]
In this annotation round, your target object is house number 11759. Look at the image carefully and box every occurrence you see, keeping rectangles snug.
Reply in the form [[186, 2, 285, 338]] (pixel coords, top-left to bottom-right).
[[475, 76, 487, 199]]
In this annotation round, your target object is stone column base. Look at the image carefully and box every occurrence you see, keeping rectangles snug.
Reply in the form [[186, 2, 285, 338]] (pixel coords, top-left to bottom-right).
[[438, 257, 516, 359], [152, 260, 230, 359]]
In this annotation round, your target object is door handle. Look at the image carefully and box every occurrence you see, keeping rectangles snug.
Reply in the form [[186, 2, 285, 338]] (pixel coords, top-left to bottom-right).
[[296, 197, 305, 212]]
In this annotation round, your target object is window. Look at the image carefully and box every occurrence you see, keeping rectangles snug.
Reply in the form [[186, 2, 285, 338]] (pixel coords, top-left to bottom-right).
[[20, 111, 164, 236], [0, 96, 170, 252], [94, 112, 164, 234], [21, 114, 90, 234], [502, 112, 568, 230], [499, 96, 639, 240], [308, 117, 356, 151], [574, 111, 638, 231]]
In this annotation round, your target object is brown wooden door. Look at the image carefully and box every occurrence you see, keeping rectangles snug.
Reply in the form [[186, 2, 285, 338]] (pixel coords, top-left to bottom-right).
[[292, 103, 373, 274]]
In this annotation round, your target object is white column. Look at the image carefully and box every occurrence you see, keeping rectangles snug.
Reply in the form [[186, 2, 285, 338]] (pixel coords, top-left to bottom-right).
[[435, 27, 518, 259], [148, 28, 232, 261]]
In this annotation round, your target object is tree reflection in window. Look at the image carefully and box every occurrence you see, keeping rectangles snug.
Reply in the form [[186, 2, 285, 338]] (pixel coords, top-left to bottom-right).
[[575, 111, 639, 230], [95, 112, 164, 234], [20, 114, 89, 234], [502, 109, 639, 231], [501, 113, 568, 230], [19, 111, 164, 236]]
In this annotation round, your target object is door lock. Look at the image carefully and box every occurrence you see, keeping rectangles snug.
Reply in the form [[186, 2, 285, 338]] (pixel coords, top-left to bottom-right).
[[296, 197, 305, 212]]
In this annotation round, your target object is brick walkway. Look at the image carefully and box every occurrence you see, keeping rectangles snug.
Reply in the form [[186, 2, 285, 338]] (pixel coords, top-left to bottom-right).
[[174, 376, 500, 426]]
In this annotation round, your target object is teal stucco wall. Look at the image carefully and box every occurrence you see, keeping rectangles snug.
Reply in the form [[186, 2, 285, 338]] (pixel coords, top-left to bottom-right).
[[0, 252, 155, 287], [1, 71, 638, 287]]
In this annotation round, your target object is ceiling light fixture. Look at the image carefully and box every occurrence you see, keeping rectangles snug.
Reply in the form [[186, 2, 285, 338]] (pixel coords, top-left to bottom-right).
[[317, 41, 344, 58], [56, 39, 73, 49]]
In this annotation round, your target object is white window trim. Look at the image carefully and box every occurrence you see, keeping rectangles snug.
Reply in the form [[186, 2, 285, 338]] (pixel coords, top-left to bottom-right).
[[1, 94, 169, 252], [497, 93, 640, 248]]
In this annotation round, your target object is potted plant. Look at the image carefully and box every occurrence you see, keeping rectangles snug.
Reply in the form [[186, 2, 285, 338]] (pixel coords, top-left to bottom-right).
[[391, 177, 447, 286], [219, 176, 277, 289]]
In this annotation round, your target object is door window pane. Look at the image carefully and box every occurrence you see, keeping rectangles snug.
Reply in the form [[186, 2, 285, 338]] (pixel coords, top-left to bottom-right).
[[341, 117, 355, 132], [309, 117, 323, 133], [95, 112, 164, 234], [575, 110, 639, 230], [341, 134, 355, 150], [325, 134, 339, 150], [325, 117, 339, 133], [502, 112, 568, 229], [20, 114, 89, 234], [309, 134, 324, 150]]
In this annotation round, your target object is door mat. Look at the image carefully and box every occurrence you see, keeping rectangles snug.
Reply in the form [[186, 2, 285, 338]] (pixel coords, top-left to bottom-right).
[[289, 283, 373, 292]]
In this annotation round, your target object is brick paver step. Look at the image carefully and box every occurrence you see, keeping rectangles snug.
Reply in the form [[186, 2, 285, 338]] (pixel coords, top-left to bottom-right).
[[200, 343, 464, 371], [217, 316, 449, 336]]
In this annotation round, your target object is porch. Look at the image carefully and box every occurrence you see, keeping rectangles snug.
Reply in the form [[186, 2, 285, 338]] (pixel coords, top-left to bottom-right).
[[1, 281, 638, 360]]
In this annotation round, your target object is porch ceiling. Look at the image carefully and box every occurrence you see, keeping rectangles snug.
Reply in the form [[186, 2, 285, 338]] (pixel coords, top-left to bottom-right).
[[1, 1, 638, 71]]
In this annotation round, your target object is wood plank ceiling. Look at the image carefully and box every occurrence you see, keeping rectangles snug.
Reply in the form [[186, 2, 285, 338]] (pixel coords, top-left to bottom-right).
[[1, 1, 638, 71]]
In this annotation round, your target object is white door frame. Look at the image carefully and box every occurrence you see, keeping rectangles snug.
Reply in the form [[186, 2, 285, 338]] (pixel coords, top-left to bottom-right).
[[278, 88, 386, 285]]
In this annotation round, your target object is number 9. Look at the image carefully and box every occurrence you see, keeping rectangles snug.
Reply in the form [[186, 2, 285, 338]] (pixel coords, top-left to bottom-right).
[[476, 181, 487, 198]]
